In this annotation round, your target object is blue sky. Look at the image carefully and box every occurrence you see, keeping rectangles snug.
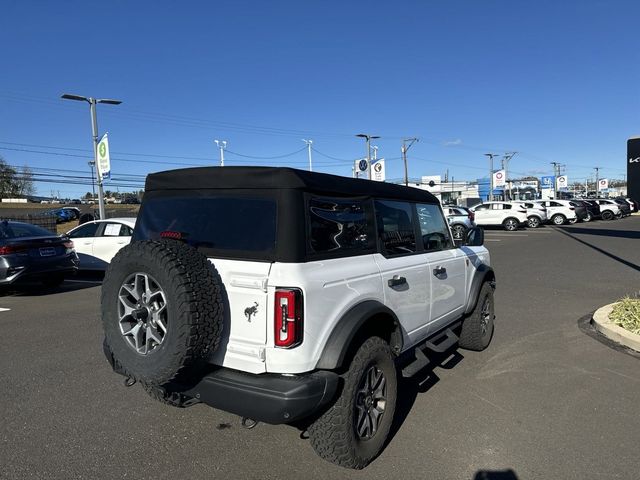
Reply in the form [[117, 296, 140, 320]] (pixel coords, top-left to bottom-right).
[[1, 0, 638, 197]]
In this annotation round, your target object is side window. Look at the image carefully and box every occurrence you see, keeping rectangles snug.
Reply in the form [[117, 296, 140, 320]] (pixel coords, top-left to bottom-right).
[[308, 197, 372, 254], [69, 223, 99, 238], [119, 225, 133, 236], [491, 204, 502, 210], [475, 204, 489, 211], [550, 201, 562, 207], [374, 200, 416, 256], [503, 204, 512, 209], [417, 204, 453, 251]]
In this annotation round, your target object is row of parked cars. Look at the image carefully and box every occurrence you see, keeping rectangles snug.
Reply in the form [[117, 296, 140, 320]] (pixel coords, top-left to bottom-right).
[[0, 218, 136, 287], [445, 197, 638, 236]]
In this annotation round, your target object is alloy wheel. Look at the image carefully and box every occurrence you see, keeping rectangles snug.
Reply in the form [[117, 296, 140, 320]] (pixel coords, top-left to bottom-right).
[[354, 365, 387, 440]]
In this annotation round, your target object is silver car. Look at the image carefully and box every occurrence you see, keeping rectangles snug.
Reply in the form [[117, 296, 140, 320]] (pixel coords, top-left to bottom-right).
[[510, 201, 548, 228], [445, 206, 475, 240]]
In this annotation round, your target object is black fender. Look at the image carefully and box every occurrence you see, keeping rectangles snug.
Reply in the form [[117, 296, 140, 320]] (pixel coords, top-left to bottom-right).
[[464, 264, 496, 315], [315, 300, 402, 370]]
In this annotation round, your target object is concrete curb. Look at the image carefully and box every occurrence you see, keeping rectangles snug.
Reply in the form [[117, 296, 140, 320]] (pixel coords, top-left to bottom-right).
[[592, 303, 640, 352]]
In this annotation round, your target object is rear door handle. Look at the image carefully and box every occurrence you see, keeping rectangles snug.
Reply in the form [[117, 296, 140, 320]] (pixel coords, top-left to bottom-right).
[[433, 266, 447, 276], [387, 275, 407, 288]]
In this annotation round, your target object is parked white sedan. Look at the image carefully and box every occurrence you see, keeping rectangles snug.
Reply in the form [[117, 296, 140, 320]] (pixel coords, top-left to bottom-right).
[[66, 218, 136, 270]]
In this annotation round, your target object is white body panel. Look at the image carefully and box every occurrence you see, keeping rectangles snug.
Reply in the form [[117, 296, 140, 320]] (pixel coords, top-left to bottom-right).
[[534, 200, 577, 221]]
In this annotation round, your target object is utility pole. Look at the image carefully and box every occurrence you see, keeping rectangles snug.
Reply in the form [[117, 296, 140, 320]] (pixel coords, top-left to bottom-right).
[[401, 137, 419, 186], [485, 153, 498, 201], [62, 93, 121, 220], [356, 134, 380, 180], [594, 167, 601, 196], [214, 140, 227, 167], [550, 162, 560, 199], [502, 152, 517, 200], [302, 139, 313, 171], [88, 161, 96, 199]]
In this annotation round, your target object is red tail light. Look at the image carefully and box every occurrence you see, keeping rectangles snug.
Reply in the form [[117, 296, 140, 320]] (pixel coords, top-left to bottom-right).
[[468, 211, 475, 222], [274, 288, 303, 348], [0, 245, 26, 255]]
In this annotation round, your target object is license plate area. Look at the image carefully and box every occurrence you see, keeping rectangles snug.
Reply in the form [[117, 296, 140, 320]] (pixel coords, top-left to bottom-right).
[[39, 247, 57, 257]]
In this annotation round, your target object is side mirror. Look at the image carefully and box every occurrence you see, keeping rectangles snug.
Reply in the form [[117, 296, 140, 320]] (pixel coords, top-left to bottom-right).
[[465, 226, 484, 247]]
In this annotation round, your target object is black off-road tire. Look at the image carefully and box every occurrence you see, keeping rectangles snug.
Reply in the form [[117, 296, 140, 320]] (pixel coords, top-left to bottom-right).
[[308, 336, 397, 469], [101, 240, 223, 387], [459, 282, 495, 351]]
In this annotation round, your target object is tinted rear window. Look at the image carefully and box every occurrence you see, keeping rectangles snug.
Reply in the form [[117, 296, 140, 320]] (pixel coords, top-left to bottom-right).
[[0, 222, 54, 239], [308, 197, 372, 254], [134, 196, 277, 254]]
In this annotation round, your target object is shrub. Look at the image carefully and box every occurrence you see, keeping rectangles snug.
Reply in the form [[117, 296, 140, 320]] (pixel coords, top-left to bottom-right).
[[610, 297, 640, 335]]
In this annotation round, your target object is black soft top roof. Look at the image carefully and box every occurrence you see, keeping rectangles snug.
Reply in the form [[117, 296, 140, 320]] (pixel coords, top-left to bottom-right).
[[145, 166, 438, 203]]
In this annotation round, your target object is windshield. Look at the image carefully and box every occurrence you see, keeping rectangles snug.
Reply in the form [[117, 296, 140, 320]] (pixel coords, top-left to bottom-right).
[[0, 222, 55, 240]]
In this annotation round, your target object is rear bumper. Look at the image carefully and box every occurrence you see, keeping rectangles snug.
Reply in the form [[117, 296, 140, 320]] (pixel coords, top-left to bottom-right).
[[184, 368, 340, 424], [103, 342, 340, 425], [0, 254, 79, 285]]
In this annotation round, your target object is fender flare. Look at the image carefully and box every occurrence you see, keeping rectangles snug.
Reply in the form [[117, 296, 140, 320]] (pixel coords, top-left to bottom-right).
[[464, 264, 496, 315], [315, 300, 402, 370]]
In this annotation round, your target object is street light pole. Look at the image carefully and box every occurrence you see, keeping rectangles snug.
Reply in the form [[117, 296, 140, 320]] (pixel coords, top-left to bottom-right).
[[62, 93, 121, 220], [302, 139, 313, 171], [214, 140, 227, 167], [356, 134, 380, 180]]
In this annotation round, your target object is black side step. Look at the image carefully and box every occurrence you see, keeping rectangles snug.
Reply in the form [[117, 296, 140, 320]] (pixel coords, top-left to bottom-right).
[[401, 323, 461, 378]]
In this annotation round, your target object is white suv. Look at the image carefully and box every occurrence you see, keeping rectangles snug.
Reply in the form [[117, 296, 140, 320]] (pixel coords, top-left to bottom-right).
[[100, 167, 496, 469], [510, 201, 548, 228], [533, 200, 577, 225], [470, 201, 528, 231], [596, 199, 621, 220]]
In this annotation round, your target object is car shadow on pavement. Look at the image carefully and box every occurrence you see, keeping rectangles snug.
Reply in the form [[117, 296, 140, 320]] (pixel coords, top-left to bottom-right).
[[473, 470, 519, 480], [563, 226, 640, 239], [1, 271, 104, 297], [388, 349, 465, 445], [554, 228, 640, 272]]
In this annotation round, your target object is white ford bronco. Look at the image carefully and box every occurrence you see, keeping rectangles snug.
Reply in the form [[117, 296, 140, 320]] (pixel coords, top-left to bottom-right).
[[101, 167, 496, 469]]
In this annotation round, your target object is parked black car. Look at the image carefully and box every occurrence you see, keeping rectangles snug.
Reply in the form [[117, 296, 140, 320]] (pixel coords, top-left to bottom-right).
[[579, 199, 601, 221], [568, 200, 588, 223], [0, 220, 79, 287], [611, 198, 631, 217]]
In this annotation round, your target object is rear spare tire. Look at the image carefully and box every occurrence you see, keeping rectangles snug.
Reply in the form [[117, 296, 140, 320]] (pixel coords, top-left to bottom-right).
[[101, 240, 223, 386]]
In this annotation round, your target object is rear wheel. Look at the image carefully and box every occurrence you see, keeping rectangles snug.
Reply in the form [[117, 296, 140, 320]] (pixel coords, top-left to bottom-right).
[[601, 210, 613, 220], [502, 218, 519, 231], [583, 212, 592, 222], [551, 214, 566, 225], [527, 216, 541, 228], [568, 217, 578, 224], [309, 336, 397, 469]]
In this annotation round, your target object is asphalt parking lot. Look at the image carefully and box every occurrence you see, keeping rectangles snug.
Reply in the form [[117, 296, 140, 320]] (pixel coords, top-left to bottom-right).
[[1, 218, 639, 480]]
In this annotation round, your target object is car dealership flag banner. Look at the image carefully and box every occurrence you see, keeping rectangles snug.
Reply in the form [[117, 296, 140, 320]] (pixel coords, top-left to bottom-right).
[[97, 133, 111, 181], [492, 169, 506, 188], [372, 160, 385, 182], [628, 137, 640, 203]]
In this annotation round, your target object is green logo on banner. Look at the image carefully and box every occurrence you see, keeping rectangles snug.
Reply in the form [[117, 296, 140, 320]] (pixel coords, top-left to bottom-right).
[[99, 142, 106, 158]]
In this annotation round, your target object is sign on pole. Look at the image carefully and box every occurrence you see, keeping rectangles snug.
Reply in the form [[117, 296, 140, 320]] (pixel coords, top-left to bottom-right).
[[354, 158, 369, 178], [556, 175, 568, 189], [598, 178, 608, 191], [97, 133, 111, 181], [492, 169, 506, 188], [540, 176, 555, 189], [372, 160, 385, 182]]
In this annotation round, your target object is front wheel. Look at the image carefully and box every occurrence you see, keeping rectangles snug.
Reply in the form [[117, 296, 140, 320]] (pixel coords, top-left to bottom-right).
[[308, 337, 397, 469], [459, 282, 495, 351], [451, 224, 468, 240], [583, 212, 592, 222], [503, 218, 519, 231], [551, 214, 566, 225], [601, 210, 613, 220]]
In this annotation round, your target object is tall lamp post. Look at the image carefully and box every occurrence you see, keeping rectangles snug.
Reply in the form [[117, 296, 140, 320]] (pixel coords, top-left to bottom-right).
[[214, 139, 227, 166], [356, 133, 380, 180], [61, 93, 121, 220]]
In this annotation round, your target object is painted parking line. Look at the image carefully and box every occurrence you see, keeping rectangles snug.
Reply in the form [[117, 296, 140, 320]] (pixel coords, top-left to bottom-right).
[[0, 308, 10, 312], [484, 233, 529, 237], [485, 239, 502, 242]]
